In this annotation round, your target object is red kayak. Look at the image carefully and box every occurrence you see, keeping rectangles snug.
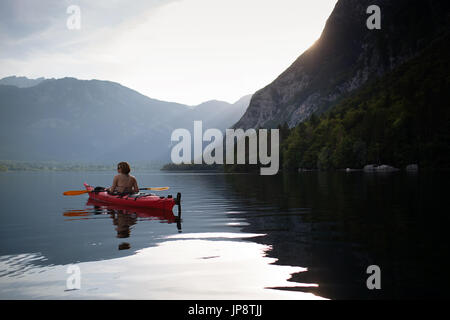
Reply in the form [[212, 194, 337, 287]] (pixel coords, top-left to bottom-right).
[[83, 183, 180, 211], [63, 200, 176, 221]]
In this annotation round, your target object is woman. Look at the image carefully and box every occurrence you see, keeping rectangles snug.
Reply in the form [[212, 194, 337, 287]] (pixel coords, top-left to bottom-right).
[[107, 162, 139, 194]]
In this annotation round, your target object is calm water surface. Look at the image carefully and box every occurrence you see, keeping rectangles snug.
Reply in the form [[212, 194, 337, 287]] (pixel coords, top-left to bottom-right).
[[0, 170, 448, 299]]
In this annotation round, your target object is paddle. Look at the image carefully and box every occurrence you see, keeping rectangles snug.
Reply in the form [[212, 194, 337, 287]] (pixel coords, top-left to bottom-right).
[[139, 187, 170, 191], [63, 187, 170, 196]]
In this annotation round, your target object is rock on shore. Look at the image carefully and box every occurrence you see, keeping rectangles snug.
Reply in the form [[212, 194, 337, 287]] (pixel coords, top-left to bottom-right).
[[363, 164, 399, 173]]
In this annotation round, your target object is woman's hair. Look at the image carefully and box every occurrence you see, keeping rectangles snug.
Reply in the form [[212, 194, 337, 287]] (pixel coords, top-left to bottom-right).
[[117, 162, 131, 174]]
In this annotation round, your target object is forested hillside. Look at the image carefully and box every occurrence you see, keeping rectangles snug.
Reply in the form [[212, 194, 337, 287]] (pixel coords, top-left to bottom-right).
[[281, 33, 450, 170]]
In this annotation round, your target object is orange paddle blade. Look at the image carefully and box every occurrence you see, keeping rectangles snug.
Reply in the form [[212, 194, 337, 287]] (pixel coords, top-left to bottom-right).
[[63, 190, 90, 196], [140, 187, 170, 191], [64, 210, 91, 216]]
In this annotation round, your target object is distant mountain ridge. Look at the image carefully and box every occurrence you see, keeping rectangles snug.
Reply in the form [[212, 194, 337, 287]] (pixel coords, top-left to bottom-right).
[[235, 0, 450, 129], [0, 76, 251, 163], [0, 76, 48, 88], [190, 95, 252, 129]]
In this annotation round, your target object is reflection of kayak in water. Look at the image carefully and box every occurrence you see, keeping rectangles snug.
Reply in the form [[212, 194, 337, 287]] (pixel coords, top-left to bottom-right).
[[83, 183, 180, 211], [85, 198, 177, 223], [63, 199, 182, 251]]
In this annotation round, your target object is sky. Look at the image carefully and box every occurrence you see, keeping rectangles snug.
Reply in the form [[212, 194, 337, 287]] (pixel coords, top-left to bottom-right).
[[0, 0, 337, 105]]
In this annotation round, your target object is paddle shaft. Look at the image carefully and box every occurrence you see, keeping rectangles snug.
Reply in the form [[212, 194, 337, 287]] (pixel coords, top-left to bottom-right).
[[63, 187, 169, 196]]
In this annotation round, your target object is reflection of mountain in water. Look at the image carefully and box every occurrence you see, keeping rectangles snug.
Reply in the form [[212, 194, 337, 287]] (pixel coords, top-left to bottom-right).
[[222, 171, 450, 299]]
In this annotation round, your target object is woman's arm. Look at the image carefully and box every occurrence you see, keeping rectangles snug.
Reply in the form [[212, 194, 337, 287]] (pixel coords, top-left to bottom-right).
[[132, 176, 139, 193], [108, 175, 118, 193]]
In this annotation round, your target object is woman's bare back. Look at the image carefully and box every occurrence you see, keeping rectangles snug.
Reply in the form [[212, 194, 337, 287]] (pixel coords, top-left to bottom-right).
[[110, 174, 139, 193]]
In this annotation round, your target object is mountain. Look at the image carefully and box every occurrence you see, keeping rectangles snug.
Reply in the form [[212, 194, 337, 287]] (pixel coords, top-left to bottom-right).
[[0, 76, 47, 88], [281, 31, 450, 170], [235, 0, 450, 129], [190, 95, 252, 130], [0, 77, 251, 163]]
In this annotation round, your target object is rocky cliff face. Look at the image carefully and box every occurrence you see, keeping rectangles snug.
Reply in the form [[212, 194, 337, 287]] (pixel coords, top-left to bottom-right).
[[234, 0, 449, 129]]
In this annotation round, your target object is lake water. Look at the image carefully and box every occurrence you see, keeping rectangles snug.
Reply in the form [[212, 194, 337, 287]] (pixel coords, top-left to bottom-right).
[[0, 170, 448, 299]]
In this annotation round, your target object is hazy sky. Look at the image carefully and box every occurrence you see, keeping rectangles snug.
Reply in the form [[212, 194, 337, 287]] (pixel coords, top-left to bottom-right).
[[0, 0, 337, 105]]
